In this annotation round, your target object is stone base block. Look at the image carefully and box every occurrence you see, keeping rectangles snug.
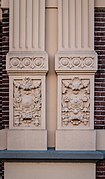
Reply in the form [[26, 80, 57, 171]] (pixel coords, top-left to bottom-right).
[[7, 130, 47, 150], [56, 130, 96, 150], [0, 129, 7, 150], [96, 130, 105, 150], [4, 162, 96, 179]]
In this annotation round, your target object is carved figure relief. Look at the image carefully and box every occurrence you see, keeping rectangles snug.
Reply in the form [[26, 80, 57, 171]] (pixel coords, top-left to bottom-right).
[[62, 77, 90, 127], [13, 77, 42, 127]]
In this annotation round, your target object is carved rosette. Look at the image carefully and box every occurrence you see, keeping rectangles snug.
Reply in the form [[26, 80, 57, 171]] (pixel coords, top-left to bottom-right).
[[55, 53, 98, 72], [59, 57, 94, 69], [9, 57, 45, 69], [13, 77, 42, 128], [61, 77, 90, 127]]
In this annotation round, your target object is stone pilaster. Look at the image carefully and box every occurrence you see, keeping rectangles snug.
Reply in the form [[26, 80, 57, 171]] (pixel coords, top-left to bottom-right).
[[6, 0, 48, 150], [55, 0, 98, 150]]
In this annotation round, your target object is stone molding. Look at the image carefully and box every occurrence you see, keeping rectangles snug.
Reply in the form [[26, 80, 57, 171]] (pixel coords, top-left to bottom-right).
[[55, 52, 98, 73], [95, 0, 105, 7], [6, 52, 48, 74]]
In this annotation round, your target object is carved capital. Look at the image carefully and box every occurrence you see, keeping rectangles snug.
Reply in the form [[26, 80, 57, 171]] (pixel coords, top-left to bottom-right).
[[6, 52, 48, 74], [55, 52, 98, 73]]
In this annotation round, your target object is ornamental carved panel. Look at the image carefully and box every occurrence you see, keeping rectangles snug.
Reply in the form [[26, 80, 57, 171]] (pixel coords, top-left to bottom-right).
[[61, 77, 90, 127], [13, 77, 42, 128], [55, 53, 98, 72], [9, 57, 45, 69], [59, 57, 94, 69]]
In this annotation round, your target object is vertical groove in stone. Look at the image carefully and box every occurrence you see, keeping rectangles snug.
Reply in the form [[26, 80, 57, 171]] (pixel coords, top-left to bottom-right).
[[58, 0, 62, 50], [20, 0, 26, 49], [38, 0, 40, 49], [10, 0, 13, 50], [82, 0, 89, 49], [76, 0, 82, 48], [68, 0, 70, 48], [70, 0, 76, 49], [26, 0, 32, 49], [89, 0, 94, 49], [33, 0, 38, 49], [14, 0, 20, 50], [62, 0, 68, 48]]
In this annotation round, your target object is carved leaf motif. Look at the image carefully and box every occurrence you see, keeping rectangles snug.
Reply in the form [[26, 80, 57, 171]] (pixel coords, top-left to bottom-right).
[[61, 77, 90, 127], [13, 77, 42, 128]]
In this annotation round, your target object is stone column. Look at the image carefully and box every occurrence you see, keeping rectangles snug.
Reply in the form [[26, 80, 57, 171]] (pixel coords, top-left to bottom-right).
[[55, 0, 98, 150], [6, 0, 48, 150]]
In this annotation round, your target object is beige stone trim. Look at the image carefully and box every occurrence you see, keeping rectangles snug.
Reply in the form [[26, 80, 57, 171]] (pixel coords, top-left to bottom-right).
[[7, 130, 47, 150], [95, 0, 105, 7], [56, 130, 96, 150], [0, 129, 7, 150], [1, 0, 9, 8], [6, 52, 48, 74], [4, 163, 96, 179], [46, 0, 58, 7], [96, 130, 105, 150], [55, 52, 98, 73]]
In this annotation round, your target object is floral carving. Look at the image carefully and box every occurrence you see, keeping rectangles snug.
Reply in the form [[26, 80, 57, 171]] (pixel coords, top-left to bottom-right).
[[9, 57, 45, 69], [62, 77, 90, 126], [13, 77, 42, 127], [59, 57, 94, 69]]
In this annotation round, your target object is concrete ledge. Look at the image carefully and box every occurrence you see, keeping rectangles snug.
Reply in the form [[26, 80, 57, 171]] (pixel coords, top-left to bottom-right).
[[0, 149, 103, 162], [0, 129, 7, 150], [7, 130, 47, 150], [56, 130, 96, 151]]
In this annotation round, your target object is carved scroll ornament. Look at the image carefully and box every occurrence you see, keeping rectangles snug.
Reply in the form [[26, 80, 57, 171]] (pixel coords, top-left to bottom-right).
[[61, 77, 90, 127], [13, 77, 42, 128]]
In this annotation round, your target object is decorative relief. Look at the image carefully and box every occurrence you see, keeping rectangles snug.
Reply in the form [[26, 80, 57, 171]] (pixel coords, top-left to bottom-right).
[[13, 77, 42, 128], [61, 77, 90, 127], [59, 57, 94, 69], [9, 57, 45, 69]]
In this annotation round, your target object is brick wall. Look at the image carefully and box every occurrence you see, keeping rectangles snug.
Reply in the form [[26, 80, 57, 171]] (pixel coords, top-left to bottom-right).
[[94, 7, 105, 179], [94, 7, 105, 129], [0, 12, 3, 179], [96, 162, 105, 179], [0, 8, 9, 179], [2, 9, 9, 129], [0, 18, 2, 129]]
